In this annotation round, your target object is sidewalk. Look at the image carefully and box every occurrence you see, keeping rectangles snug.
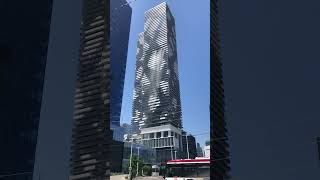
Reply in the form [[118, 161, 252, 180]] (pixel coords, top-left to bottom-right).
[[134, 176, 164, 180], [110, 174, 129, 180]]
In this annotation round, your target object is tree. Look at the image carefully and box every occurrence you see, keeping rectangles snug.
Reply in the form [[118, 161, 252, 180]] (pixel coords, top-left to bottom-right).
[[142, 165, 152, 176], [125, 155, 144, 177]]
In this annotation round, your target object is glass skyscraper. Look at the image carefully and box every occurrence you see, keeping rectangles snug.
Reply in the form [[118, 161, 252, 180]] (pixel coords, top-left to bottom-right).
[[131, 2, 183, 163], [0, 1, 53, 179], [110, 0, 132, 130], [132, 2, 182, 133]]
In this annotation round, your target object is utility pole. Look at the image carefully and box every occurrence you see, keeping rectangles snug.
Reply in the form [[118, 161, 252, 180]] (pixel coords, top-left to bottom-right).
[[129, 138, 133, 180], [174, 150, 177, 159], [136, 146, 140, 177], [185, 134, 190, 159], [171, 145, 173, 160]]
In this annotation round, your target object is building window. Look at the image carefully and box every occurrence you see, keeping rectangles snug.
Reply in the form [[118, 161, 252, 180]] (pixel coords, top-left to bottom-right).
[[150, 133, 154, 138], [171, 131, 174, 137], [157, 132, 161, 138], [163, 131, 168, 137]]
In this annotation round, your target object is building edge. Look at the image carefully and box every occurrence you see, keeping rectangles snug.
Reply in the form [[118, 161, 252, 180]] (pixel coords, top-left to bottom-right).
[[210, 0, 231, 180]]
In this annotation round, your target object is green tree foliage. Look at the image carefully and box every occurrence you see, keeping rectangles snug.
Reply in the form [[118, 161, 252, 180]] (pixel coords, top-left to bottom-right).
[[142, 165, 152, 176], [125, 155, 144, 177]]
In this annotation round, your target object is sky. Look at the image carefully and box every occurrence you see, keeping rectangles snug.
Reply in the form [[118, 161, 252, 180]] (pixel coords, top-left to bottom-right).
[[120, 0, 210, 148]]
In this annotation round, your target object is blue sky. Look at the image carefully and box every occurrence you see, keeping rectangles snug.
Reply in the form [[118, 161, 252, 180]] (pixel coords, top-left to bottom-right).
[[120, 0, 210, 147]]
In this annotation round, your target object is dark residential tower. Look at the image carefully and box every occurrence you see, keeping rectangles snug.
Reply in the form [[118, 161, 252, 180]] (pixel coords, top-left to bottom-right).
[[0, 1, 53, 179], [210, 0, 231, 179], [69, 0, 111, 179]]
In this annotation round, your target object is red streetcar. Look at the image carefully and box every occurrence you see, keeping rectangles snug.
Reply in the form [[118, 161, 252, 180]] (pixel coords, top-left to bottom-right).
[[164, 158, 210, 180]]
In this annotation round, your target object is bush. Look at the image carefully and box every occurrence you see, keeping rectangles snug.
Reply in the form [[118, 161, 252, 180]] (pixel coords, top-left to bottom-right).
[[142, 165, 152, 176]]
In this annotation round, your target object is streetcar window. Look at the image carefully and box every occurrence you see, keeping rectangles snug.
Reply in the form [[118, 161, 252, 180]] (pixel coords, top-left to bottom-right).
[[166, 166, 182, 177], [197, 165, 210, 177], [183, 165, 198, 177]]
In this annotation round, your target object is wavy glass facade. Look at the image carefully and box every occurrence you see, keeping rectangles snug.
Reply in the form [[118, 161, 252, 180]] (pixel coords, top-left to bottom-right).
[[131, 2, 182, 135], [131, 2, 183, 163], [211, 0, 231, 179], [131, 32, 145, 134], [69, 0, 111, 179]]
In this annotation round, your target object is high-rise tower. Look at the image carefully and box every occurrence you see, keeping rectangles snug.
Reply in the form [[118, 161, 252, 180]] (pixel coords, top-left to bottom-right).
[[131, 2, 183, 163], [211, 0, 231, 179], [0, 1, 53, 179], [69, 0, 111, 179], [131, 32, 144, 135], [110, 0, 132, 135], [132, 2, 182, 133]]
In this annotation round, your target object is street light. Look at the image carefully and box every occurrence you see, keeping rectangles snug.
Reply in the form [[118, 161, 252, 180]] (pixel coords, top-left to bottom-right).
[[171, 145, 173, 160], [129, 138, 133, 180], [174, 150, 177, 160], [136, 146, 141, 177], [185, 134, 190, 159]]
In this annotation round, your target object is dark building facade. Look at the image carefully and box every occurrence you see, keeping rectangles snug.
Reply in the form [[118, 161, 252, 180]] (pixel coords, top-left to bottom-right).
[[110, 140, 124, 173], [69, 0, 112, 179], [317, 137, 320, 164], [210, 0, 231, 179], [181, 132, 197, 159], [197, 143, 204, 157], [0, 1, 53, 179], [110, 0, 132, 129]]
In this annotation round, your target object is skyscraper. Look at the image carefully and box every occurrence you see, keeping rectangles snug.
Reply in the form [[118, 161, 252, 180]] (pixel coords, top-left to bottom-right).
[[211, 0, 231, 179], [69, 0, 111, 179], [132, 2, 183, 163], [0, 1, 53, 179], [181, 132, 197, 159], [131, 32, 144, 135], [197, 143, 204, 157], [110, 0, 132, 138]]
